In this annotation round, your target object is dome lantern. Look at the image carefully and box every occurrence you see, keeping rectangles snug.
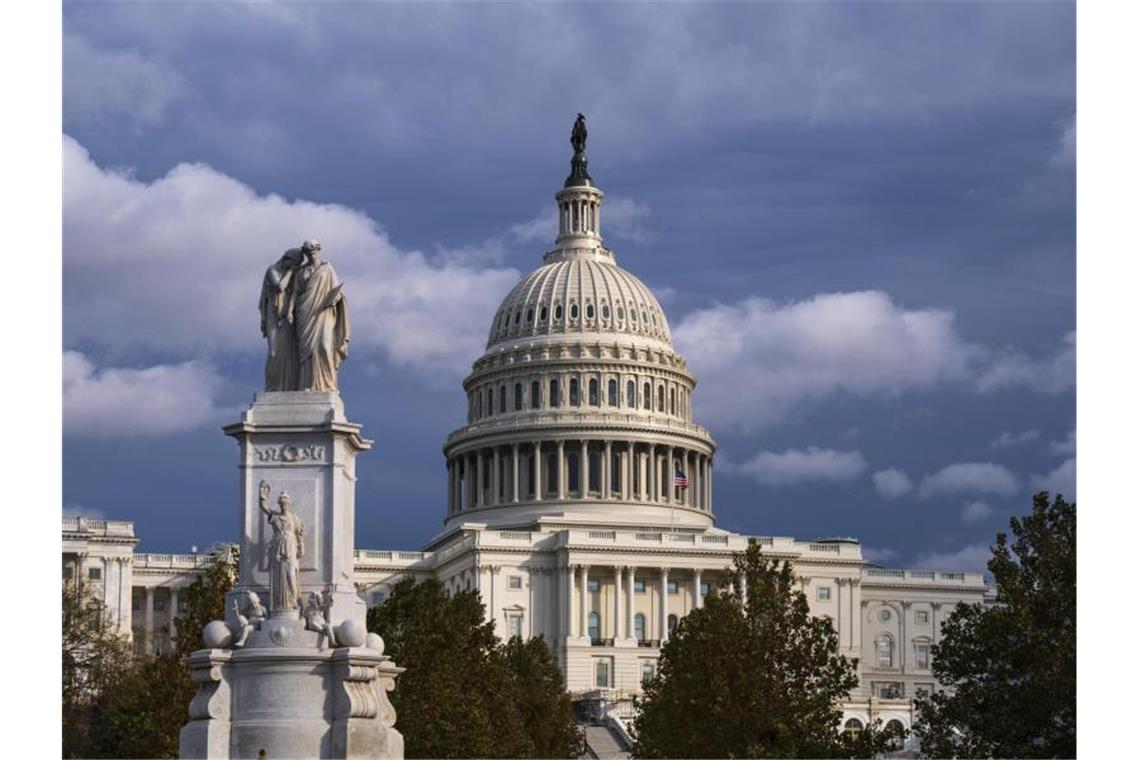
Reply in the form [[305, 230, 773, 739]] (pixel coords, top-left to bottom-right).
[[553, 114, 605, 255]]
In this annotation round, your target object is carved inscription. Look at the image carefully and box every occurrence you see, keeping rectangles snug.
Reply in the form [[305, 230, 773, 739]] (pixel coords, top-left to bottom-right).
[[255, 444, 326, 463]]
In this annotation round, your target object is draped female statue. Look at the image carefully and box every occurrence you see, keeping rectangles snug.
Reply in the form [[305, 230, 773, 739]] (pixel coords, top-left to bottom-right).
[[291, 240, 350, 392], [258, 481, 305, 611], [258, 248, 303, 391]]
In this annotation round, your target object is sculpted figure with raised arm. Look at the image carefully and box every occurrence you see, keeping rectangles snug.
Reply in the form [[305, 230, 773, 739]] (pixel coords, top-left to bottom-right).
[[258, 480, 305, 612]]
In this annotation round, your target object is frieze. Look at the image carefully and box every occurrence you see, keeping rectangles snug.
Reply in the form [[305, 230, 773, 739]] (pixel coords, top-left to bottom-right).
[[254, 444, 326, 463]]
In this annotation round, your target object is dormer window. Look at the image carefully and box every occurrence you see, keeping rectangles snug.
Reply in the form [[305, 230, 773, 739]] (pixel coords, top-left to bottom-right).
[[554, 304, 563, 321], [601, 304, 610, 320], [586, 303, 595, 319], [540, 305, 548, 321], [570, 304, 579, 320]]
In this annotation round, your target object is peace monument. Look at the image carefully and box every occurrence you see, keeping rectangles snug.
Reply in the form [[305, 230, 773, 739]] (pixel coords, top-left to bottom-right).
[[180, 243, 403, 759]]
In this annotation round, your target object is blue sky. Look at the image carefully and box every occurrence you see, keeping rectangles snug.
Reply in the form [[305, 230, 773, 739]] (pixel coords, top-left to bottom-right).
[[61, 1, 1075, 571]]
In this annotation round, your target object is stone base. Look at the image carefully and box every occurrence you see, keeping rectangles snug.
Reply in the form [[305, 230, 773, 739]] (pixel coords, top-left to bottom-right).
[[180, 618, 403, 759]]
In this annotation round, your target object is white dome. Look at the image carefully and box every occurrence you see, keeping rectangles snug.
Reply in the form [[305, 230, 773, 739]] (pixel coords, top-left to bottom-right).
[[486, 250, 672, 351]]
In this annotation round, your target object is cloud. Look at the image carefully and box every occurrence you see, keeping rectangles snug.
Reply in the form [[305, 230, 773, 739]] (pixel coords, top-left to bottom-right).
[[1031, 457, 1075, 499], [63, 136, 520, 378], [674, 291, 977, 431], [961, 500, 993, 524], [975, 331, 1075, 395], [918, 462, 1019, 499], [64, 351, 225, 437], [602, 196, 655, 244], [1049, 429, 1076, 456], [914, 542, 992, 572], [733, 447, 867, 487], [872, 468, 913, 500], [63, 33, 188, 128], [862, 546, 898, 565], [990, 429, 1040, 449], [63, 503, 107, 520], [1050, 115, 1076, 168]]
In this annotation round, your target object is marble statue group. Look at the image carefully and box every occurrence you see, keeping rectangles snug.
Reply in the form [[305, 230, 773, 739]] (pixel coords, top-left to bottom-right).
[[259, 239, 351, 392]]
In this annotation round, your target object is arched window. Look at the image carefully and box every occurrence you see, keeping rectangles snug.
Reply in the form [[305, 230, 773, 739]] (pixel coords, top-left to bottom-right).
[[643, 382, 651, 409], [487, 388, 494, 415], [631, 308, 639, 322], [589, 451, 601, 492], [617, 306, 624, 320], [568, 452, 580, 492], [586, 303, 595, 319], [570, 303, 579, 320], [554, 304, 563, 321], [876, 633, 894, 668], [499, 385, 507, 414], [530, 380, 540, 409], [884, 720, 906, 750], [476, 393, 482, 418], [602, 304, 610, 320], [634, 613, 646, 642], [546, 453, 559, 493], [514, 310, 521, 326], [570, 378, 580, 406], [657, 386, 665, 412], [843, 718, 864, 740], [626, 380, 636, 407], [540, 305, 548, 321], [670, 387, 676, 415], [513, 383, 522, 411], [588, 612, 600, 642], [588, 378, 599, 405], [526, 307, 533, 323], [608, 379, 618, 407], [550, 379, 561, 408], [667, 614, 678, 634]]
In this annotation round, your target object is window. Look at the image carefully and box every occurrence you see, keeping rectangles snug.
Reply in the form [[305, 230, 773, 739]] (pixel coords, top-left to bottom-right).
[[878, 683, 904, 700], [588, 612, 600, 642], [634, 614, 646, 642], [154, 598, 167, 612], [88, 567, 101, 581], [642, 310, 648, 323], [540, 305, 548, 321], [631, 307, 639, 322], [587, 578, 600, 593], [884, 719, 906, 749], [63, 566, 73, 580], [700, 582, 709, 597], [666, 580, 679, 595], [487, 388, 493, 414], [546, 453, 559, 492], [514, 383, 522, 411], [507, 613, 523, 639], [499, 385, 506, 413], [586, 303, 595, 319], [475, 393, 482, 418], [817, 586, 831, 601], [371, 591, 385, 606], [508, 576, 522, 590], [179, 598, 188, 613], [667, 614, 678, 634], [588, 378, 599, 406], [132, 596, 142, 611], [530, 380, 540, 408], [670, 387, 676, 415], [617, 306, 625, 320], [878, 609, 892, 622], [514, 310, 520, 325], [876, 634, 894, 667], [608, 379, 618, 407], [570, 378, 580, 406], [627, 380, 636, 407], [634, 580, 646, 593], [595, 658, 610, 688], [602, 304, 610, 320], [657, 386, 664, 412], [554, 304, 563, 321], [844, 718, 864, 740], [526, 307, 533, 323], [915, 610, 929, 624], [549, 379, 560, 408], [915, 642, 930, 669], [570, 303, 579, 320], [640, 660, 656, 685], [643, 382, 651, 409]]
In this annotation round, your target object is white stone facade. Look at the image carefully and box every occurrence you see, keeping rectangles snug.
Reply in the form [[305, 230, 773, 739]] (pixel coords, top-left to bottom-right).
[[63, 141, 987, 738]]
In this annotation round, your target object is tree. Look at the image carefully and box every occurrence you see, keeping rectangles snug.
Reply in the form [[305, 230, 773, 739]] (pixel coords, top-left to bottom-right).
[[914, 492, 1076, 758], [632, 541, 900, 759], [367, 577, 581, 758], [77, 545, 237, 759]]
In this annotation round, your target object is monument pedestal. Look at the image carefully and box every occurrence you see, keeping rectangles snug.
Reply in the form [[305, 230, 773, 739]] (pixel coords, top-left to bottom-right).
[[180, 392, 404, 759]]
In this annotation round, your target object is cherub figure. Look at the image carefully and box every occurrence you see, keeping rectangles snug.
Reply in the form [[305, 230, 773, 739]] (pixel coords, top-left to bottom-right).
[[232, 591, 266, 648], [304, 591, 338, 648]]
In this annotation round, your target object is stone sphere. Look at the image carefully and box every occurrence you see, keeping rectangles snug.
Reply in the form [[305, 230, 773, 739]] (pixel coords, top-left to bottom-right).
[[366, 632, 385, 655], [337, 619, 367, 647], [202, 620, 232, 649]]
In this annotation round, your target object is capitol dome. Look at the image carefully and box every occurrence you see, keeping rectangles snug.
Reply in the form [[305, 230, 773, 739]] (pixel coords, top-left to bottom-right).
[[440, 120, 716, 533]]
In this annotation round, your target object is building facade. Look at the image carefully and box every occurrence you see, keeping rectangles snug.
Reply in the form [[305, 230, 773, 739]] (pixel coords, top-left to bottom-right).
[[63, 134, 988, 742]]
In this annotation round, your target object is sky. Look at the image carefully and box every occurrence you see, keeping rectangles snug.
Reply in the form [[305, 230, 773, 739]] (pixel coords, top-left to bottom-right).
[[61, 1, 1075, 571]]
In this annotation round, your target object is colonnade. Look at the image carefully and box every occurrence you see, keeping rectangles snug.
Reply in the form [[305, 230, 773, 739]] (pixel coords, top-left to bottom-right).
[[447, 439, 713, 515], [468, 372, 693, 424]]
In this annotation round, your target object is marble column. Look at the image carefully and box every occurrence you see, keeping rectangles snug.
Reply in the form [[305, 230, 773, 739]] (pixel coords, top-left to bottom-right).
[[625, 566, 636, 641], [475, 450, 484, 507], [603, 441, 612, 497], [170, 587, 180, 645], [659, 568, 670, 642], [901, 601, 911, 673], [738, 570, 748, 610], [446, 459, 455, 514], [613, 565, 624, 640], [564, 563, 576, 640], [579, 440, 588, 496], [665, 446, 674, 503], [649, 448, 658, 503], [533, 442, 542, 501], [144, 586, 155, 654], [511, 444, 520, 502], [579, 564, 591, 639], [492, 448, 501, 506], [625, 443, 634, 500], [708, 460, 714, 512], [557, 441, 566, 500], [693, 569, 703, 610]]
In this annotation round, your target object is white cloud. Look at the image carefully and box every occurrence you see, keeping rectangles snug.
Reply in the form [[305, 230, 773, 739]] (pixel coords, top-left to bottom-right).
[[64, 351, 225, 437], [64, 34, 188, 128], [961, 500, 993, 524], [63, 136, 520, 379], [872, 468, 913, 500], [733, 447, 867, 487], [990, 429, 1041, 449], [1049, 429, 1076, 456], [1031, 457, 1076, 499], [914, 542, 992, 572], [861, 546, 898, 565], [602, 196, 655, 244], [975, 331, 1075, 395], [1050, 115, 1076, 168], [63, 504, 106, 520], [674, 291, 977, 431], [918, 462, 1019, 500]]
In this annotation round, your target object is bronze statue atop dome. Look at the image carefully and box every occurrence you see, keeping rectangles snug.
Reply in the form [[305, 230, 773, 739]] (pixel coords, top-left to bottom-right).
[[571, 113, 587, 155], [565, 113, 594, 188]]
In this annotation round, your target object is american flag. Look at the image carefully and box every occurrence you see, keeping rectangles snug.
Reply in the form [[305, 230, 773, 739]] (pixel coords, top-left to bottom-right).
[[674, 469, 689, 489]]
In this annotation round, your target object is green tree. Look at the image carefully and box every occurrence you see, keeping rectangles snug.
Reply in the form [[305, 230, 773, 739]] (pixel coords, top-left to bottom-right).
[[367, 576, 581, 758], [632, 541, 900, 759], [62, 579, 135, 759], [83, 545, 237, 758], [914, 492, 1076, 758]]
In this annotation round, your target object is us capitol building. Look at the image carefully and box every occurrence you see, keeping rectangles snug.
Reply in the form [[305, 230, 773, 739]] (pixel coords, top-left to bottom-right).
[[63, 121, 988, 748]]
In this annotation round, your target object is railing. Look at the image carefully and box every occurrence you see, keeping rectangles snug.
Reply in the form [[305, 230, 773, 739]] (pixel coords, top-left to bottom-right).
[[446, 410, 713, 444], [666, 533, 695, 543], [867, 569, 906, 578], [809, 543, 841, 554], [911, 571, 935, 579], [134, 553, 213, 569], [398, 551, 426, 561], [355, 550, 393, 560], [635, 532, 662, 541], [588, 530, 616, 540], [701, 535, 729, 544], [499, 531, 532, 541], [590, 638, 615, 647], [753, 537, 775, 546], [940, 572, 965, 581]]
